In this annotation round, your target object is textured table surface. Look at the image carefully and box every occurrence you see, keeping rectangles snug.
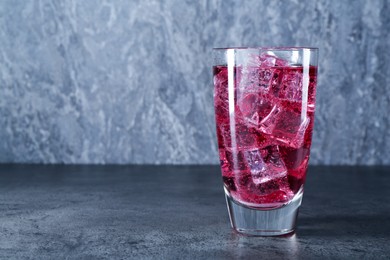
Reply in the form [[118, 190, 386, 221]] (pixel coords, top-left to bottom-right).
[[0, 165, 389, 259]]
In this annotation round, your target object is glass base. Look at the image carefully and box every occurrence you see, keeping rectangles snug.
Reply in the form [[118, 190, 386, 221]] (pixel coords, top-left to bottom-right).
[[225, 190, 303, 236]]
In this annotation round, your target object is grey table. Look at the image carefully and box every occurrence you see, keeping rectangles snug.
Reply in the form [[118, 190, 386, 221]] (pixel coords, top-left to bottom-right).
[[0, 165, 389, 259]]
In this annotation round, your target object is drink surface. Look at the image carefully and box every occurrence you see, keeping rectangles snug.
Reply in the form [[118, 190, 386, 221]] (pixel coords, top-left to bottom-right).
[[214, 62, 317, 208]]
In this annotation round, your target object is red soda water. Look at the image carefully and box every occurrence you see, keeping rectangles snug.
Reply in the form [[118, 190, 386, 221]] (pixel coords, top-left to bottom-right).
[[214, 63, 317, 208]]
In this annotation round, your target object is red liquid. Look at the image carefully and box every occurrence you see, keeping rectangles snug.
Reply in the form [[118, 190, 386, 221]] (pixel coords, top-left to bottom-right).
[[214, 64, 317, 208]]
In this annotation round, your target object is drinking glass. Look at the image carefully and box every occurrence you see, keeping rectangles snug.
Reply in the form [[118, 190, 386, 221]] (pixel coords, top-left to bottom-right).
[[213, 47, 318, 236]]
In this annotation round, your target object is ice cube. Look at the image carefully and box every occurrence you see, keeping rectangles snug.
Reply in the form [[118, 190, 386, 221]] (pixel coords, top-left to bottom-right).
[[272, 112, 310, 148], [238, 93, 275, 128], [278, 70, 303, 102], [243, 149, 265, 174], [247, 53, 289, 67], [239, 68, 275, 92], [214, 68, 228, 97], [218, 123, 267, 149], [235, 124, 260, 148], [238, 53, 289, 97], [258, 105, 281, 134], [238, 54, 282, 95], [258, 105, 310, 149], [243, 146, 287, 184]]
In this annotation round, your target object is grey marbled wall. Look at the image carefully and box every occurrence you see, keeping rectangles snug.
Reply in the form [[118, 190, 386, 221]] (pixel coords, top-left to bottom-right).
[[0, 0, 389, 164]]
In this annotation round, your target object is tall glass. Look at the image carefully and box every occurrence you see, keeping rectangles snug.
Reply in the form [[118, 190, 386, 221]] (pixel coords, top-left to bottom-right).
[[213, 47, 318, 236]]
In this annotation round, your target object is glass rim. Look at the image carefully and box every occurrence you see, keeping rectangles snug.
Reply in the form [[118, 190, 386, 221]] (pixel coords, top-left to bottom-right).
[[212, 46, 318, 51]]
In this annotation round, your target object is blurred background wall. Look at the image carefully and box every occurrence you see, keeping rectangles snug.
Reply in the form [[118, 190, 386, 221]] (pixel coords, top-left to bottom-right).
[[0, 0, 389, 165]]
